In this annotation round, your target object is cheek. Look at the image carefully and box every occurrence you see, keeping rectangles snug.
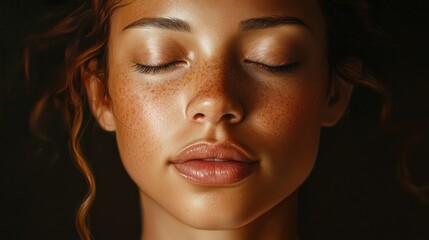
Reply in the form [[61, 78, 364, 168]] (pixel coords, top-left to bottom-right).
[[107, 67, 179, 183], [251, 81, 325, 150], [245, 79, 326, 196], [247, 51, 329, 147]]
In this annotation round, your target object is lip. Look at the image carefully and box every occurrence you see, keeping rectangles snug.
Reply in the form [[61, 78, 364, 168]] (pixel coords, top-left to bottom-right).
[[170, 141, 259, 185]]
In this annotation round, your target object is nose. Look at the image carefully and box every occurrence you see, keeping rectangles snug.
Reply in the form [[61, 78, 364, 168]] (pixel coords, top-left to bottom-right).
[[187, 97, 244, 124], [185, 67, 244, 125]]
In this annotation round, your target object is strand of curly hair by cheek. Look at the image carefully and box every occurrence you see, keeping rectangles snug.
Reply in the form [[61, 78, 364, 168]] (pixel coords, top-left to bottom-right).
[[25, 0, 123, 239]]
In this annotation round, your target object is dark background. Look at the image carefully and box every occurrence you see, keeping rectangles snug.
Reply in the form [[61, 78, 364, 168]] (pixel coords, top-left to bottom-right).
[[1, 0, 428, 239]]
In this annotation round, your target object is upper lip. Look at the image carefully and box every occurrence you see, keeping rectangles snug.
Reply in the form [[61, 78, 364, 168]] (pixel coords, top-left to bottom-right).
[[170, 141, 258, 164]]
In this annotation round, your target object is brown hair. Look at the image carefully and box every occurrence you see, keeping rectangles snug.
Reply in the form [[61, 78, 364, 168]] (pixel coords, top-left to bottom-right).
[[26, 0, 123, 239], [25, 0, 388, 239], [319, 0, 389, 120]]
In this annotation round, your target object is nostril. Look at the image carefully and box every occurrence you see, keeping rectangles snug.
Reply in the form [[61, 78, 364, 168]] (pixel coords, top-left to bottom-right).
[[223, 113, 237, 122], [193, 113, 205, 121], [187, 100, 244, 124]]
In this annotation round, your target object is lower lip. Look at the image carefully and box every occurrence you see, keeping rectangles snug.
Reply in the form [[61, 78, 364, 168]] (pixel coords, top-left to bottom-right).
[[172, 160, 258, 185]]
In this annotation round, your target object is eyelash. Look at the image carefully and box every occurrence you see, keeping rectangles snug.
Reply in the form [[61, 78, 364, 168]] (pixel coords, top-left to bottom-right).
[[134, 61, 182, 74], [244, 60, 302, 74], [134, 60, 302, 75]]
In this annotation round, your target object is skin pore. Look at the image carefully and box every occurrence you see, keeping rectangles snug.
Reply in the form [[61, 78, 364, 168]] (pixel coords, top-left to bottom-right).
[[85, 0, 353, 239]]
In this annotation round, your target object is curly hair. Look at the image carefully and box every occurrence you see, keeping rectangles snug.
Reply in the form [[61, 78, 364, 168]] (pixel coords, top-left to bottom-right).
[[25, 0, 388, 239], [26, 1, 124, 239]]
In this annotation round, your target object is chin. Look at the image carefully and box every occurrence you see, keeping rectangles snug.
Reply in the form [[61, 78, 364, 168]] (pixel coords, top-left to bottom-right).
[[170, 188, 293, 231], [179, 209, 259, 231]]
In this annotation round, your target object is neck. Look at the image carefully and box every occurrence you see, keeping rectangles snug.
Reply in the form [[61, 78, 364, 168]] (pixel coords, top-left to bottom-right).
[[139, 191, 299, 240]]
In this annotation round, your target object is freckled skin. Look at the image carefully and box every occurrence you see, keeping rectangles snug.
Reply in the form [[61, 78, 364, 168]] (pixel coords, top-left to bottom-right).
[[85, 0, 353, 239]]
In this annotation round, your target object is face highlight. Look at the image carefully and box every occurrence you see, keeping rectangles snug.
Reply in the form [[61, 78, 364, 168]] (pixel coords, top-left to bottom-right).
[[87, 0, 352, 232]]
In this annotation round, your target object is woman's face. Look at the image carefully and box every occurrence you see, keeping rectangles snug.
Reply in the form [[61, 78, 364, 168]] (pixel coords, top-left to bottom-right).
[[89, 0, 351, 230]]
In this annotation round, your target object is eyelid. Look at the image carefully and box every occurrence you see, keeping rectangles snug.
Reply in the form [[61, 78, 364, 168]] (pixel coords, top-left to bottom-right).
[[133, 61, 186, 74], [243, 59, 287, 67], [243, 59, 302, 74]]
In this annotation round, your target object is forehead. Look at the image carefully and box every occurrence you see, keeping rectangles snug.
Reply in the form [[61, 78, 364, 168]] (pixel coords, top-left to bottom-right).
[[111, 0, 325, 36]]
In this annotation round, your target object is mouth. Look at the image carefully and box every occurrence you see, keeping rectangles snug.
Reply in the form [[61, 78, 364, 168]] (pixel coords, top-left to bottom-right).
[[170, 141, 259, 186]]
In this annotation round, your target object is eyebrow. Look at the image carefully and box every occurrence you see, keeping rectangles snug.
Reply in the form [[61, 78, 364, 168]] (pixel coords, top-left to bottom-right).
[[240, 16, 309, 31], [123, 15, 309, 32], [123, 17, 191, 32]]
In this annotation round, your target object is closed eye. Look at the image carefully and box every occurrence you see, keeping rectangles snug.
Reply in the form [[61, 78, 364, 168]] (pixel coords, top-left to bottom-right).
[[244, 60, 302, 74], [134, 61, 184, 74]]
